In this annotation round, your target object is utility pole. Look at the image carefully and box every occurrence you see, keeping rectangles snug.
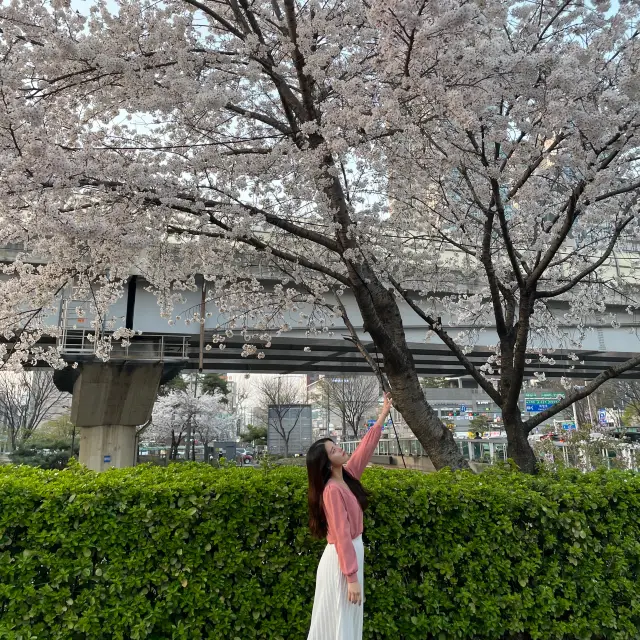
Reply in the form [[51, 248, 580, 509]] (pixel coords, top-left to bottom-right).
[[585, 381, 596, 426], [192, 373, 199, 461], [341, 377, 346, 440], [326, 384, 330, 437]]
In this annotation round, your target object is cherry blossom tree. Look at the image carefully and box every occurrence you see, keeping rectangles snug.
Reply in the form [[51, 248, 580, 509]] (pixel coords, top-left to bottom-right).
[[148, 389, 234, 460], [0, 0, 639, 472]]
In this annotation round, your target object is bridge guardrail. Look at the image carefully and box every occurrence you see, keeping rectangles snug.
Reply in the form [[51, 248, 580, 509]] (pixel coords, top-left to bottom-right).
[[58, 330, 189, 362]]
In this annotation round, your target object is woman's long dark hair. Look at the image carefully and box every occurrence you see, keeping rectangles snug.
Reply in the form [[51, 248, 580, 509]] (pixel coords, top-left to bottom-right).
[[306, 437, 369, 539]]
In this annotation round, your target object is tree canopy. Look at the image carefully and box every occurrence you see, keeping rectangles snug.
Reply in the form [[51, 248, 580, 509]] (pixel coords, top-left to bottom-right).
[[0, 0, 639, 472]]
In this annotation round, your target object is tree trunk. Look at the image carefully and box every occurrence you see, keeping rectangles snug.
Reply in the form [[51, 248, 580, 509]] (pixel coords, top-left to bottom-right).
[[347, 264, 468, 471], [170, 430, 180, 460], [284, 438, 289, 458], [503, 410, 537, 473]]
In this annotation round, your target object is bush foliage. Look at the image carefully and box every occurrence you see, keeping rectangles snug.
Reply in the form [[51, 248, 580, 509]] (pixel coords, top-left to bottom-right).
[[9, 436, 79, 470], [0, 463, 639, 639]]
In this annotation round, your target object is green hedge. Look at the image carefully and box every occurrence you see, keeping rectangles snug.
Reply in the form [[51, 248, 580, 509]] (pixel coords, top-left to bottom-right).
[[1, 463, 640, 639]]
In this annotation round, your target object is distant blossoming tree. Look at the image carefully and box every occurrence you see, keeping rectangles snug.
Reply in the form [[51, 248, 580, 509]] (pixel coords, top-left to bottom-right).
[[149, 390, 234, 460]]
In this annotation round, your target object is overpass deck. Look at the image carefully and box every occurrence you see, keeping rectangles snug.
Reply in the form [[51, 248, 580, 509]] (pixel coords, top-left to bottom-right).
[[42, 330, 640, 379]]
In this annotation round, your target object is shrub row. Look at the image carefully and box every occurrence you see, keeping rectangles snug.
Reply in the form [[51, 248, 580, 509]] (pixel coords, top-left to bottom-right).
[[0, 463, 639, 639]]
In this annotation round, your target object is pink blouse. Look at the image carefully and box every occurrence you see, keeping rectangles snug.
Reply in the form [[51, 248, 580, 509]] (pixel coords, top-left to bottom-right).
[[323, 420, 384, 583]]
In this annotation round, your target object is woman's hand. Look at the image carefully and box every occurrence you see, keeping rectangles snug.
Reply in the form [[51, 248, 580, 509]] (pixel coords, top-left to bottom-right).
[[347, 580, 362, 605]]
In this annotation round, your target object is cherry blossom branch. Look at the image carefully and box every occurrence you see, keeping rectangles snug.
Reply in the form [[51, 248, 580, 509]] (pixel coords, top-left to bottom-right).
[[532, 0, 574, 51], [536, 215, 636, 299], [505, 132, 569, 202], [224, 103, 292, 135], [166, 224, 350, 285], [388, 276, 502, 404], [490, 178, 525, 288], [527, 184, 583, 285], [334, 295, 390, 393], [594, 179, 640, 203], [524, 354, 640, 433], [181, 0, 246, 39]]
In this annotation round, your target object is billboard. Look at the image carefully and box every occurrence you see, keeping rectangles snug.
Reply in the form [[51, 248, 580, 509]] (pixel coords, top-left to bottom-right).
[[267, 404, 312, 455]]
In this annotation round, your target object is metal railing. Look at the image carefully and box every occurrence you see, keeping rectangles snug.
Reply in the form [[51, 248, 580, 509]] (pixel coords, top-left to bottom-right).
[[58, 329, 189, 361], [342, 436, 509, 464]]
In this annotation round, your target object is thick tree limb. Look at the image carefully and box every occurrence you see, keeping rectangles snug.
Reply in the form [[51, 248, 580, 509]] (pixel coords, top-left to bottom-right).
[[389, 277, 502, 404], [490, 177, 526, 287], [524, 354, 640, 432], [480, 211, 509, 336]]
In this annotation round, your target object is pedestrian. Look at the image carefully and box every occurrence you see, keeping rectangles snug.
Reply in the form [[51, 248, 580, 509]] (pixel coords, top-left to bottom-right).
[[305, 392, 393, 640]]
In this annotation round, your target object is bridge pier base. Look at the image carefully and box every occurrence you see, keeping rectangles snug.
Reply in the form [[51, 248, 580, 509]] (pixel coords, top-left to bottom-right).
[[68, 362, 164, 472], [79, 424, 137, 471]]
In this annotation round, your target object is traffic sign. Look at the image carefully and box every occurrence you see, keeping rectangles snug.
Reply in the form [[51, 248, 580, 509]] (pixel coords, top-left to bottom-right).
[[460, 405, 467, 413], [525, 392, 564, 413], [525, 392, 566, 399], [598, 409, 607, 425], [561, 421, 576, 431]]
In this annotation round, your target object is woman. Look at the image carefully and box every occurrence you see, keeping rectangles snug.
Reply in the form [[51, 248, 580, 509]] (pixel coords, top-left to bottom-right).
[[306, 393, 393, 640]]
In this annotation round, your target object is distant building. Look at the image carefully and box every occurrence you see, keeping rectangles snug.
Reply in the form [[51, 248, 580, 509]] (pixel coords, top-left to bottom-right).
[[267, 404, 312, 455]]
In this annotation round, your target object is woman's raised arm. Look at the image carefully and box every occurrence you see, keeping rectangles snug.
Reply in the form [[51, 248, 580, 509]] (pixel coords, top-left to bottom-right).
[[344, 393, 392, 481]]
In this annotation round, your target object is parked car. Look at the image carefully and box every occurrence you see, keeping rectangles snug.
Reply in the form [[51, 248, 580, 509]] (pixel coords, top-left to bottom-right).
[[236, 448, 253, 464]]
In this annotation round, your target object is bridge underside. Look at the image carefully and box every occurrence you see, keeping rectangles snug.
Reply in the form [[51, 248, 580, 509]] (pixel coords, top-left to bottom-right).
[[9, 334, 640, 379], [191, 337, 640, 379]]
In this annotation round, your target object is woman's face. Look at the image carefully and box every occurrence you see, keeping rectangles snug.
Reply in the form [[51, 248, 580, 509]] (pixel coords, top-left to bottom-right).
[[324, 440, 350, 467]]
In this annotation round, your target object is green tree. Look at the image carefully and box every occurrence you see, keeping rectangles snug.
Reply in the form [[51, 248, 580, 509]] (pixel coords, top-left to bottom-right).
[[38, 414, 74, 439], [470, 415, 491, 435], [9, 435, 79, 470], [420, 377, 450, 389], [158, 375, 188, 397], [622, 406, 637, 427], [201, 374, 229, 399], [240, 424, 267, 446]]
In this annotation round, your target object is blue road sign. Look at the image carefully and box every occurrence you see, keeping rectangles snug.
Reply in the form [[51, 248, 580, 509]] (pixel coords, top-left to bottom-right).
[[525, 393, 564, 413], [598, 409, 607, 425], [526, 403, 553, 412], [103, 455, 111, 463], [460, 405, 467, 413], [561, 422, 576, 431]]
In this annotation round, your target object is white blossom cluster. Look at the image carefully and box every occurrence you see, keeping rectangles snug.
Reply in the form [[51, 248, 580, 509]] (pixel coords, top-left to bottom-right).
[[148, 389, 235, 444]]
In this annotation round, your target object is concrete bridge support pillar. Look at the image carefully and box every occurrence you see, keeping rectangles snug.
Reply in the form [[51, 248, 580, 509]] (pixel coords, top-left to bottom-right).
[[69, 363, 164, 472]]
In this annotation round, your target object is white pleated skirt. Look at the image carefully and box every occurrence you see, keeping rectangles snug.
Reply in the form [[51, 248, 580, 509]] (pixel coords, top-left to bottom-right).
[[307, 535, 365, 640]]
